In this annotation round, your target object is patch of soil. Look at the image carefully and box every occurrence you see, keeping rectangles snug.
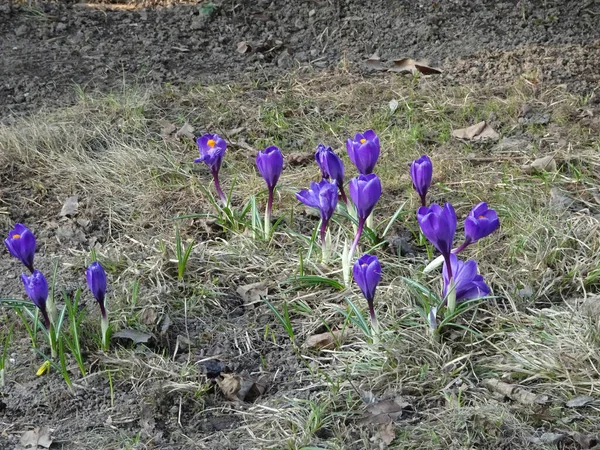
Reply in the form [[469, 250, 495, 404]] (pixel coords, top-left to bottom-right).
[[1, 0, 599, 118]]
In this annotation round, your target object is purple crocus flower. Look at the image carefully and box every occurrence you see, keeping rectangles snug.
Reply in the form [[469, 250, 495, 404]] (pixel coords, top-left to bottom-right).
[[348, 174, 382, 257], [346, 130, 380, 175], [410, 155, 433, 207], [194, 133, 227, 204], [256, 146, 284, 191], [417, 203, 457, 278], [257, 146, 284, 238], [442, 254, 490, 302], [315, 144, 347, 203], [21, 270, 50, 328], [454, 202, 500, 253], [296, 179, 338, 243], [5, 223, 36, 273], [86, 262, 107, 318], [353, 254, 381, 329]]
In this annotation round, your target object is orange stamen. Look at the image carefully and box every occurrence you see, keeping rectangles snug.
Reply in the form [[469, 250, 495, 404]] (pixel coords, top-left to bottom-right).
[[360, 138, 366, 144], [478, 215, 485, 219], [13, 234, 21, 239], [207, 139, 216, 148]]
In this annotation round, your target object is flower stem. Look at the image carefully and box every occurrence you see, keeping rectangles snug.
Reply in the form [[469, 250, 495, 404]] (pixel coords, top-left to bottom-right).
[[368, 300, 379, 334], [452, 238, 471, 254], [212, 169, 227, 206], [264, 187, 274, 240], [420, 194, 427, 208], [349, 218, 365, 263], [101, 314, 109, 351], [339, 185, 348, 206]]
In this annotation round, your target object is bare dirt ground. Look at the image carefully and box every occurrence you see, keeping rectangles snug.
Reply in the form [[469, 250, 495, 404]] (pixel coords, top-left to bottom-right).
[[1, 1, 600, 450]]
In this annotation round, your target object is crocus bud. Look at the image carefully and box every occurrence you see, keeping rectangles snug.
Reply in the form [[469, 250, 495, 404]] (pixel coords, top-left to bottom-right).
[[194, 133, 227, 173], [21, 270, 50, 328], [353, 254, 382, 329], [349, 174, 382, 221], [410, 155, 433, 207], [464, 202, 500, 244], [315, 144, 345, 188], [256, 146, 284, 191], [346, 130, 380, 174], [86, 262, 107, 318], [417, 203, 457, 262], [442, 254, 490, 303], [5, 223, 36, 273]]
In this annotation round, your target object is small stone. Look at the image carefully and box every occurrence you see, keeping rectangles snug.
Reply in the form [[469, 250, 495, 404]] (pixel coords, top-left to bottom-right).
[[15, 24, 27, 37], [55, 22, 67, 32]]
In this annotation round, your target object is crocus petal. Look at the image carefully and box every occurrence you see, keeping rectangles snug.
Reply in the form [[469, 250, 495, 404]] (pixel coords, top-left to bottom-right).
[[195, 133, 227, 172], [417, 203, 457, 259], [442, 254, 490, 302]]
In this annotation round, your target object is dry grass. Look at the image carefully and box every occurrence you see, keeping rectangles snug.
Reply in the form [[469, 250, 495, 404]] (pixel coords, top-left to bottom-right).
[[1, 69, 600, 449]]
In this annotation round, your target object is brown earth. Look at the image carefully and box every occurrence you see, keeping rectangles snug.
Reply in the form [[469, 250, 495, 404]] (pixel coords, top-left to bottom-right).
[[1, 0, 599, 119]]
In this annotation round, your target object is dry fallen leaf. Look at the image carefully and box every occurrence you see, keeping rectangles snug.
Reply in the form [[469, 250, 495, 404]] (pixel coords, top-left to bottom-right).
[[216, 372, 268, 402], [286, 152, 313, 166], [236, 41, 250, 54], [523, 155, 556, 174], [20, 427, 52, 449], [112, 329, 154, 344], [388, 99, 399, 114], [566, 395, 594, 408], [175, 123, 195, 140], [60, 195, 79, 217], [452, 121, 499, 141], [305, 329, 347, 350], [236, 282, 267, 306], [390, 58, 442, 75], [359, 397, 411, 425], [140, 308, 158, 326], [373, 422, 396, 447], [366, 55, 386, 71], [483, 378, 548, 406], [159, 120, 178, 140], [217, 373, 241, 400]]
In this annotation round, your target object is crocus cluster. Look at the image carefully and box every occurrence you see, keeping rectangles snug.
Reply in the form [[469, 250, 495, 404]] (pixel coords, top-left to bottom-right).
[[4, 223, 111, 355], [411, 155, 499, 325]]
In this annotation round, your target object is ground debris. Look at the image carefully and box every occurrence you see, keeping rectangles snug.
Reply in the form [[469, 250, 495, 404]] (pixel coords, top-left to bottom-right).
[[452, 121, 499, 141], [483, 378, 548, 406], [523, 155, 557, 174], [359, 397, 412, 426], [112, 328, 154, 344], [19, 427, 52, 449], [216, 371, 268, 403], [59, 195, 79, 217], [304, 328, 348, 350], [566, 395, 595, 408]]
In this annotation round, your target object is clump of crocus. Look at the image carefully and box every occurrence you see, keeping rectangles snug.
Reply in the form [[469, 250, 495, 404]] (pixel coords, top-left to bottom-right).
[[353, 254, 381, 333], [410, 155, 433, 207], [194, 133, 228, 205], [296, 179, 338, 260], [315, 144, 347, 204], [86, 261, 109, 351], [441, 254, 490, 316], [256, 146, 284, 239], [346, 130, 380, 175], [5, 223, 36, 273], [424, 202, 500, 273], [348, 174, 382, 258]]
